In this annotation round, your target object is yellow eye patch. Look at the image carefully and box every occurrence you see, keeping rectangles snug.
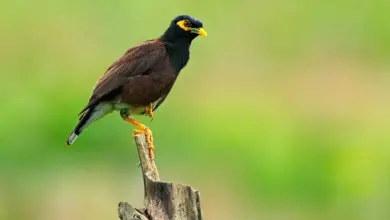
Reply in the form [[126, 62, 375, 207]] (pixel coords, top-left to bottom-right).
[[176, 20, 191, 31]]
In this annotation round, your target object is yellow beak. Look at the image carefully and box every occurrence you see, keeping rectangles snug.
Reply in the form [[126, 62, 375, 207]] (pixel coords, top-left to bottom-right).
[[197, 28, 208, 36], [191, 27, 208, 36]]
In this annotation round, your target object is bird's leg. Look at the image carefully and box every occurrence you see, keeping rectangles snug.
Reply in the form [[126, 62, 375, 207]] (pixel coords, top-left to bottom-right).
[[128, 118, 155, 160], [145, 103, 154, 122], [120, 110, 155, 160]]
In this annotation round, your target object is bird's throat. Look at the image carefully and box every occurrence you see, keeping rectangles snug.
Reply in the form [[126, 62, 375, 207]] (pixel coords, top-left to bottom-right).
[[163, 42, 190, 73]]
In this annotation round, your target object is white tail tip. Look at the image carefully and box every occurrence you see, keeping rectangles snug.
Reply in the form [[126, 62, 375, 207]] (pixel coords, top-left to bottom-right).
[[66, 133, 78, 146]]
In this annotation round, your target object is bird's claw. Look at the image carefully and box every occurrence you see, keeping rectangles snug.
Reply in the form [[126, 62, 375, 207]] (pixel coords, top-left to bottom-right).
[[145, 104, 154, 122], [144, 128, 155, 160], [123, 114, 155, 160], [132, 128, 155, 160]]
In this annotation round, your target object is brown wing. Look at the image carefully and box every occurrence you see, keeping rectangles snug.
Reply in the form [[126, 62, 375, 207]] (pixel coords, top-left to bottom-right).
[[78, 39, 167, 115], [120, 69, 175, 107]]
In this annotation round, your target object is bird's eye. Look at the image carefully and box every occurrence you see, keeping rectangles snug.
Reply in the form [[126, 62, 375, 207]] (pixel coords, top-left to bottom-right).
[[183, 20, 191, 27]]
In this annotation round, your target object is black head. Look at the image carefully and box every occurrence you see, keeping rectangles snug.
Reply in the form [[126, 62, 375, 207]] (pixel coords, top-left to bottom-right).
[[160, 15, 207, 43]]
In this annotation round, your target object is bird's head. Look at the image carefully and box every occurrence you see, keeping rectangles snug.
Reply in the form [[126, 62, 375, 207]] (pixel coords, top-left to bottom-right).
[[161, 15, 207, 43]]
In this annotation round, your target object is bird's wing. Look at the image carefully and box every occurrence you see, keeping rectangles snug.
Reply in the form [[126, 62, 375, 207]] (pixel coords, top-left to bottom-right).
[[78, 40, 167, 115]]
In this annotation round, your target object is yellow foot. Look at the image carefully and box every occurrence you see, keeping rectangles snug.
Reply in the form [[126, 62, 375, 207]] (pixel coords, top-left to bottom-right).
[[133, 128, 155, 160], [145, 103, 154, 122], [123, 117, 155, 160]]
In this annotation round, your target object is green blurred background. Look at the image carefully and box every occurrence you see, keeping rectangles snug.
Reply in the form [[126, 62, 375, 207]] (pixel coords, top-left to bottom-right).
[[1, 0, 390, 219]]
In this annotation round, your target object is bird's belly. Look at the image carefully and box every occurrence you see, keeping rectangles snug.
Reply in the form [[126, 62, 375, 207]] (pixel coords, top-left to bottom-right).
[[111, 96, 164, 116], [126, 97, 165, 115], [130, 106, 147, 115], [111, 102, 147, 115], [113, 102, 131, 110]]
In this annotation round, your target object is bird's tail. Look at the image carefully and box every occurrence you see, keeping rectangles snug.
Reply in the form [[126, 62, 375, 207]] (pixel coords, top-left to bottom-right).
[[66, 103, 114, 146], [66, 108, 93, 146]]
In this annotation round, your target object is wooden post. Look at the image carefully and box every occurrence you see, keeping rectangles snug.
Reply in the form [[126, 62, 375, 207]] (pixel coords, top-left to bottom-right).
[[118, 134, 203, 220]]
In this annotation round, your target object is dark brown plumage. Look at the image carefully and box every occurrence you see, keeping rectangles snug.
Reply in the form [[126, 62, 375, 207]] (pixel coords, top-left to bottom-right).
[[66, 15, 207, 159], [79, 40, 172, 114]]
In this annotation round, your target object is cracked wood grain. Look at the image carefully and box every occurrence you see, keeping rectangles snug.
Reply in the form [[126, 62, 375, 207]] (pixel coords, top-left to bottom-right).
[[118, 134, 203, 220]]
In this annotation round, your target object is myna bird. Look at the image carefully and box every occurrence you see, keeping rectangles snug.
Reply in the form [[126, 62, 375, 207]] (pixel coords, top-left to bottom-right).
[[66, 15, 207, 159]]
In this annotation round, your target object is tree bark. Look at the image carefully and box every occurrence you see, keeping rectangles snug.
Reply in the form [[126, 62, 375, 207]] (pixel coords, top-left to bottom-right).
[[118, 134, 203, 220]]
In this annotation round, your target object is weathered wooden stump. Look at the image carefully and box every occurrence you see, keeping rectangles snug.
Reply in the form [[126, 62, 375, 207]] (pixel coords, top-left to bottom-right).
[[118, 134, 203, 220]]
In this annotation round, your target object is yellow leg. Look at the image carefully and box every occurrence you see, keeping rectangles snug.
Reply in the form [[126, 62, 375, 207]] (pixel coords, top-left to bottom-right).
[[145, 103, 154, 122], [123, 117, 155, 160]]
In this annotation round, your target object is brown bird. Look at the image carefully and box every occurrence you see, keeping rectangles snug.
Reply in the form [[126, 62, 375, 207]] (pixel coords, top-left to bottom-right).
[[66, 15, 207, 159]]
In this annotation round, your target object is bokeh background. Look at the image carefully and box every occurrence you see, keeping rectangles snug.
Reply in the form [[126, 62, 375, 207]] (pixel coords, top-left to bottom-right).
[[2, 1, 390, 219]]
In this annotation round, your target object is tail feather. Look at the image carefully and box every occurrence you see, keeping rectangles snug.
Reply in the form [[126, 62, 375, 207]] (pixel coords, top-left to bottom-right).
[[66, 109, 93, 146], [66, 103, 114, 146]]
